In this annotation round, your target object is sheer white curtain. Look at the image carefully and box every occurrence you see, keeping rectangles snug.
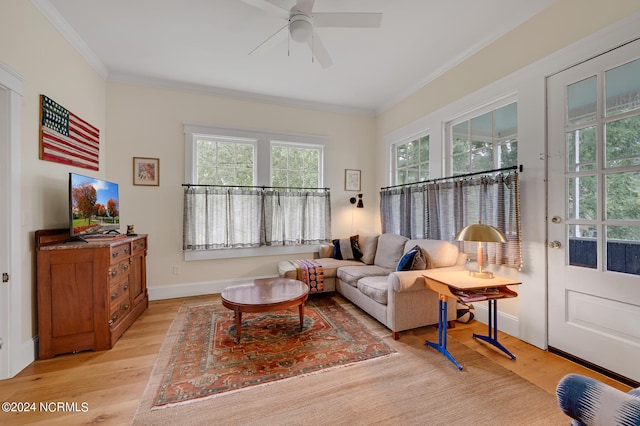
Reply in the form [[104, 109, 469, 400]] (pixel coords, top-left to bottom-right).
[[183, 187, 331, 250], [380, 171, 522, 269]]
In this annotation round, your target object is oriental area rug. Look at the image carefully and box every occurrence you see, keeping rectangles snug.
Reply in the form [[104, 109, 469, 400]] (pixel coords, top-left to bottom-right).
[[146, 296, 395, 409], [133, 295, 568, 425]]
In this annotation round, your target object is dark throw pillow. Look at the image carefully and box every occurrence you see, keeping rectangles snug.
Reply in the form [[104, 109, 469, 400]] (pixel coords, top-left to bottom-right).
[[332, 235, 363, 260], [396, 245, 428, 271]]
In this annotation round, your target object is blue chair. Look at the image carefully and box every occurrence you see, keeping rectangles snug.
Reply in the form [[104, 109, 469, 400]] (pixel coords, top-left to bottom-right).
[[556, 373, 640, 425]]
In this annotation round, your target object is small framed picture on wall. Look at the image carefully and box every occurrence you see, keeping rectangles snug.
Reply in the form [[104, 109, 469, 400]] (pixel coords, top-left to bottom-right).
[[345, 169, 361, 191], [133, 157, 160, 186]]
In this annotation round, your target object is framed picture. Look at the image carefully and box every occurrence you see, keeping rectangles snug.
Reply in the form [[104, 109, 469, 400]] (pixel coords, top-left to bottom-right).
[[345, 169, 361, 191], [133, 157, 160, 186]]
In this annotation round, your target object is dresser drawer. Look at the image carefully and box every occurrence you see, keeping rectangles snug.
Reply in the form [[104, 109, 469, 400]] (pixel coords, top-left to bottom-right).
[[108, 259, 130, 283], [109, 277, 130, 302], [109, 289, 131, 327], [110, 242, 131, 264], [132, 238, 146, 255]]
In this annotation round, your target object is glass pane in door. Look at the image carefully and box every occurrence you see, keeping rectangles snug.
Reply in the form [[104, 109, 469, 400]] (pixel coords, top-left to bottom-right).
[[567, 127, 596, 171], [605, 116, 640, 168], [606, 225, 640, 275], [605, 171, 640, 220], [568, 76, 597, 126], [567, 175, 597, 220], [568, 224, 597, 268], [605, 58, 640, 116]]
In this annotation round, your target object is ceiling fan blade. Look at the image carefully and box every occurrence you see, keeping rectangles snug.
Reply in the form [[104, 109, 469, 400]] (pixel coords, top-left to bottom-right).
[[313, 12, 382, 28], [308, 30, 333, 68], [239, 0, 290, 20], [249, 23, 288, 56], [294, 0, 315, 15]]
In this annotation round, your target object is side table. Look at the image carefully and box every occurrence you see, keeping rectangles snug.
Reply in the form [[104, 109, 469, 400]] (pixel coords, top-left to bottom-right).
[[422, 270, 521, 370]]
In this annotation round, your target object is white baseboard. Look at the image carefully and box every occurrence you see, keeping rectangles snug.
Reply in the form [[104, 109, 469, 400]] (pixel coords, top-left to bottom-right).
[[147, 275, 279, 301], [471, 303, 519, 339], [8, 337, 36, 379]]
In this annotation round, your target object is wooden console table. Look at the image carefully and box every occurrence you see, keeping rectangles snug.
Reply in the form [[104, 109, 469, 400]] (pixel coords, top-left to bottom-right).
[[422, 270, 521, 370], [36, 229, 148, 359]]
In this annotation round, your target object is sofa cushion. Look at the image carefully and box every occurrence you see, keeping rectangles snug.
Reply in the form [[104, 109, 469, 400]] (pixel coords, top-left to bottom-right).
[[357, 276, 388, 305], [358, 234, 379, 265], [374, 234, 409, 270], [315, 258, 364, 278], [397, 245, 430, 271], [332, 235, 363, 260], [405, 239, 459, 268], [337, 265, 391, 287]]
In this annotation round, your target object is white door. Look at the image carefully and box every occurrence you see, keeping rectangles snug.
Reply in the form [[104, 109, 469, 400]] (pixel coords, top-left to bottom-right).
[[547, 38, 640, 382], [0, 84, 9, 379]]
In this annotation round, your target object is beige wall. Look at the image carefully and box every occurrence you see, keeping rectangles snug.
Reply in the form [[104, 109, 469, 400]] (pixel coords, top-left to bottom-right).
[[105, 82, 376, 289], [0, 1, 106, 342]]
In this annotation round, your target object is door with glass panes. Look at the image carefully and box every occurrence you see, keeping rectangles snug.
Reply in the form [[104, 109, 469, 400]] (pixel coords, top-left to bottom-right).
[[547, 39, 640, 382]]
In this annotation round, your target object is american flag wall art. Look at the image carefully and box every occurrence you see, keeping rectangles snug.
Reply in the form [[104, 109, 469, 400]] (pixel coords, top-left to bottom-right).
[[39, 94, 100, 171]]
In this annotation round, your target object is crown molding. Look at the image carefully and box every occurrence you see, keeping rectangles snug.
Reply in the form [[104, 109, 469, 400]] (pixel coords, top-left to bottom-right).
[[32, 0, 115, 80], [108, 72, 376, 117]]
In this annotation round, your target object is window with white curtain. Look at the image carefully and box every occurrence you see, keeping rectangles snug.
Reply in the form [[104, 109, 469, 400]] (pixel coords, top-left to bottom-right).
[[183, 124, 330, 260]]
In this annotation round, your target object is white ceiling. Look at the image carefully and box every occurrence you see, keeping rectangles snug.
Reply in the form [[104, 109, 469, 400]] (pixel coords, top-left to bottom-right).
[[37, 0, 557, 115]]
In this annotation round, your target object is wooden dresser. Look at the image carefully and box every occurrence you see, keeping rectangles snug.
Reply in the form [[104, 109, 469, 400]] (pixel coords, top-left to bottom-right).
[[36, 228, 148, 359]]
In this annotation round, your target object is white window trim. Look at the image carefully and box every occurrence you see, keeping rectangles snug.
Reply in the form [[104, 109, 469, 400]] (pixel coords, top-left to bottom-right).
[[390, 130, 431, 186], [183, 123, 329, 260]]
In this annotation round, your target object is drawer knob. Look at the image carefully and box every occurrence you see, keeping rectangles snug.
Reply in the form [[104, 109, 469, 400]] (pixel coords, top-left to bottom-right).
[[123, 304, 130, 310], [111, 292, 118, 300], [123, 284, 129, 290], [110, 269, 117, 278]]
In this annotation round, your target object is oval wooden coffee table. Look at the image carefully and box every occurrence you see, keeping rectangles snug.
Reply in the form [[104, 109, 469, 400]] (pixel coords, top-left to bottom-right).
[[221, 278, 310, 342]]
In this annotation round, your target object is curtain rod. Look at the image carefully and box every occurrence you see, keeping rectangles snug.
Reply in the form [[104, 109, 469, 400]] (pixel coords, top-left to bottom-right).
[[182, 184, 330, 191], [381, 165, 522, 191]]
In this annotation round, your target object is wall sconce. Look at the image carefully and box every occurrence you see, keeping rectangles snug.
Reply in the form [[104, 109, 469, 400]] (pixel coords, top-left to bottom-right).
[[349, 194, 364, 208]]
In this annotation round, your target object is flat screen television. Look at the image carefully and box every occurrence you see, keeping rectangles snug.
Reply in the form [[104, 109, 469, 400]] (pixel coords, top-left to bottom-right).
[[69, 173, 120, 239]]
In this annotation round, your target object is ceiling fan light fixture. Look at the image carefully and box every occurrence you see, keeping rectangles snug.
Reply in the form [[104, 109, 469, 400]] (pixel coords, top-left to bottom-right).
[[289, 14, 312, 42]]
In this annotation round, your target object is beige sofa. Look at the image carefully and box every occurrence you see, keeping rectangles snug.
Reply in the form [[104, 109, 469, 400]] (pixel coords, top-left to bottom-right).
[[278, 233, 466, 339]]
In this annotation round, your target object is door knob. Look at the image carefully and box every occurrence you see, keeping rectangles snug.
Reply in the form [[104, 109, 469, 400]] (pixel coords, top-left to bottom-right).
[[548, 240, 562, 249]]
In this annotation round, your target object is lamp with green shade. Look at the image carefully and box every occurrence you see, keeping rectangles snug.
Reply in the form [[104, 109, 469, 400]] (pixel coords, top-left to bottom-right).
[[455, 221, 507, 279]]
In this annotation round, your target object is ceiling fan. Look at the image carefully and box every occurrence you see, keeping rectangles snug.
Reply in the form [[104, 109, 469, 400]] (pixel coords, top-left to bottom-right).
[[241, 0, 382, 68]]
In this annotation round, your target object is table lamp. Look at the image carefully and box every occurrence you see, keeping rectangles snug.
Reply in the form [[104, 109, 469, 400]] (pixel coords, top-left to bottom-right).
[[455, 221, 507, 279]]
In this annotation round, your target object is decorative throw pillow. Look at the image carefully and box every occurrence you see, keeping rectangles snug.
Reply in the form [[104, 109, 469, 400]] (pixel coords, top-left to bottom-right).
[[396, 245, 428, 271], [332, 235, 363, 260]]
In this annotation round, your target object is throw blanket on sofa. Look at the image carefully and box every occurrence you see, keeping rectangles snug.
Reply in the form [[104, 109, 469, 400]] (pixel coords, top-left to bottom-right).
[[290, 259, 324, 293]]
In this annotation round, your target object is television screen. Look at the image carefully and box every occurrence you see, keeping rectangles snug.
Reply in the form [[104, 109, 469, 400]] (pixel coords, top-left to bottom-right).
[[69, 173, 120, 237]]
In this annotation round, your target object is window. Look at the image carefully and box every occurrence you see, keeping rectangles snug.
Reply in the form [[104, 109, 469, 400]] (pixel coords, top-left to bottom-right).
[[449, 101, 518, 175], [195, 136, 255, 185], [271, 143, 320, 188], [183, 124, 329, 259], [393, 133, 430, 185]]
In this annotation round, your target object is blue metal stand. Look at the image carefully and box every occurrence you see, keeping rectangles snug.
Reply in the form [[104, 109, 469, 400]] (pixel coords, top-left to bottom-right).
[[425, 297, 463, 370], [472, 298, 516, 360]]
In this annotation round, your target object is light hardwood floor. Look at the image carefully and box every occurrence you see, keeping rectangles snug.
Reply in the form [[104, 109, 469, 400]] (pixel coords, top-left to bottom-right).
[[0, 294, 631, 425]]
